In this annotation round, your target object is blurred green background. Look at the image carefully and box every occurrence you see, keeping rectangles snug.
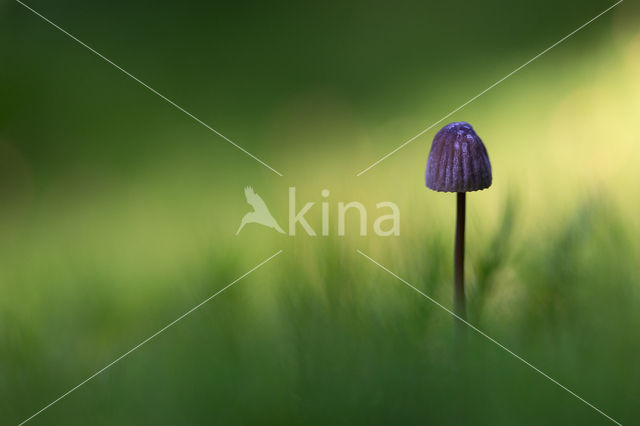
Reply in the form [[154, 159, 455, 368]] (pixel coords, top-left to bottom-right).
[[2, 0, 640, 424]]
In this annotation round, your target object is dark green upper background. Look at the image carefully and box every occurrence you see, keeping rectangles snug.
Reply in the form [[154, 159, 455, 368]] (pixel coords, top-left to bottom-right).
[[1, 0, 632, 178]]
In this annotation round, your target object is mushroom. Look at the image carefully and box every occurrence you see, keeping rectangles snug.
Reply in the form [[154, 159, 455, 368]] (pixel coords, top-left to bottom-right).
[[425, 122, 492, 320]]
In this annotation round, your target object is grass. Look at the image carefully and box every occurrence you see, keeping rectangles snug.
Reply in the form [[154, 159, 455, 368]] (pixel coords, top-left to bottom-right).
[[2, 185, 639, 424]]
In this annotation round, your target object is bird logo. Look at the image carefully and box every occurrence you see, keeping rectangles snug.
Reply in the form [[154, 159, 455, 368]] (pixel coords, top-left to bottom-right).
[[236, 187, 285, 235]]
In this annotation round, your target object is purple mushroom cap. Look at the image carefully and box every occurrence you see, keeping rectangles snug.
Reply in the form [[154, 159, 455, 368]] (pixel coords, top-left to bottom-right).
[[425, 122, 492, 192]]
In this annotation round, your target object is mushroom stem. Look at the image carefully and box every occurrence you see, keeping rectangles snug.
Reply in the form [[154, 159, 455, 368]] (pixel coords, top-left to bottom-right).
[[454, 192, 466, 320]]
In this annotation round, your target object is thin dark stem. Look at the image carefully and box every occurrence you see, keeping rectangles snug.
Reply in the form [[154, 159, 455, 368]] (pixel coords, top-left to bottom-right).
[[454, 192, 466, 320]]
